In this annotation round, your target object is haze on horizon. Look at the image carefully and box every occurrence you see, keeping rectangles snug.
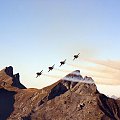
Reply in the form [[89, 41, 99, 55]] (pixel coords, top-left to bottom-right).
[[0, 0, 120, 97]]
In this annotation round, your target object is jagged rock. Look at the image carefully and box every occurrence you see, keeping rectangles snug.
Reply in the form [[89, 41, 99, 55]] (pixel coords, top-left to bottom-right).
[[0, 66, 26, 89], [5, 66, 13, 77], [84, 76, 94, 83], [0, 66, 120, 120]]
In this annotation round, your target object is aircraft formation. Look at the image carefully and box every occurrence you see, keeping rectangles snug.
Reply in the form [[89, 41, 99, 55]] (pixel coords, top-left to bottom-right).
[[36, 53, 80, 78]]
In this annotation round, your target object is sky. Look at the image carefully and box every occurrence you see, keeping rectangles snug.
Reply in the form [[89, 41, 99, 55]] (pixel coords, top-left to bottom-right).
[[0, 0, 120, 97]]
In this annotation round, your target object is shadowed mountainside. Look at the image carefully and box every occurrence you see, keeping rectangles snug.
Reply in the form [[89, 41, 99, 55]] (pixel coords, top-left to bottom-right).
[[0, 89, 16, 120], [0, 66, 120, 120]]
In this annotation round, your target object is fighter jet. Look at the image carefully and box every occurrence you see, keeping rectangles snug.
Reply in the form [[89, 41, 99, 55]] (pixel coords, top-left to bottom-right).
[[59, 59, 66, 67], [36, 70, 43, 78], [73, 53, 80, 60], [48, 64, 55, 72]]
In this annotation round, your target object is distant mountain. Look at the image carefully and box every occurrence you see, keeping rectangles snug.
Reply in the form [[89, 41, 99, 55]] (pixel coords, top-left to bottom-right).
[[0, 66, 120, 120], [110, 95, 118, 99]]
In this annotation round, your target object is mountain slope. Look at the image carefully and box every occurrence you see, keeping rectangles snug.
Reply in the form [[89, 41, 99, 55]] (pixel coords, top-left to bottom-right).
[[0, 66, 120, 120]]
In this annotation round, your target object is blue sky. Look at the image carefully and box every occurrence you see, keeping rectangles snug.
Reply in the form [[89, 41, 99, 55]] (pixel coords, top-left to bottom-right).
[[0, 1, 120, 96]]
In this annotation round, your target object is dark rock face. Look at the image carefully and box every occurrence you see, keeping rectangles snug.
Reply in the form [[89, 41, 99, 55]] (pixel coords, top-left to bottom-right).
[[48, 82, 68, 100], [0, 88, 16, 120], [12, 73, 26, 89], [0, 67, 120, 120], [5, 66, 13, 77], [98, 94, 120, 120]]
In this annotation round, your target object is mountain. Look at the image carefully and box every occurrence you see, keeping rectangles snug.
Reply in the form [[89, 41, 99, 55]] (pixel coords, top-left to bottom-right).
[[111, 95, 118, 99], [0, 66, 120, 120]]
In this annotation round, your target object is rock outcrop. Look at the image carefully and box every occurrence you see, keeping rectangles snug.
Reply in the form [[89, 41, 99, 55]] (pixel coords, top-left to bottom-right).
[[0, 66, 26, 89], [0, 66, 120, 120]]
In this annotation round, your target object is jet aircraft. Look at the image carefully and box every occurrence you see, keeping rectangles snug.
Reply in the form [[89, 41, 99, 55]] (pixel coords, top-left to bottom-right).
[[59, 59, 66, 67], [36, 70, 43, 78], [73, 53, 80, 60], [48, 64, 55, 72]]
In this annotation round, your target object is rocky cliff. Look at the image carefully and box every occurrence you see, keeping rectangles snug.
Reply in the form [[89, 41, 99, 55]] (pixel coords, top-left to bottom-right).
[[0, 66, 120, 120]]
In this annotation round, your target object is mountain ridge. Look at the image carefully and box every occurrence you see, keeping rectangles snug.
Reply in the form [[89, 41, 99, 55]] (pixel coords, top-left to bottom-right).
[[0, 66, 120, 120]]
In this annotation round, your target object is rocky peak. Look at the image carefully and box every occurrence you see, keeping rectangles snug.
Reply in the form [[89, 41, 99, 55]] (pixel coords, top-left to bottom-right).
[[84, 76, 94, 83], [49, 70, 83, 95], [60, 70, 83, 89], [5, 66, 13, 77], [40, 70, 97, 105], [62, 70, 83, 81], [0, 66, 26, 89]]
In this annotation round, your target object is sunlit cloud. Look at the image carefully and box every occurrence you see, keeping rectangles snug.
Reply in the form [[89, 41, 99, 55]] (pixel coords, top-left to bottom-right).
[[54, 68, 72, 73], [77, 58, 120, 85], [43, 73, 61, 79], [81, 58, 120, 71]]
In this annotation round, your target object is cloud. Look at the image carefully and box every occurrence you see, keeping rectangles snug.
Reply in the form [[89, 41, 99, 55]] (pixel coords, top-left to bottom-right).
[[78, 58, 120, 85], [54, 68, 72, 73], [81, 58, 120, 71], [43, 74, 61, 79]]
